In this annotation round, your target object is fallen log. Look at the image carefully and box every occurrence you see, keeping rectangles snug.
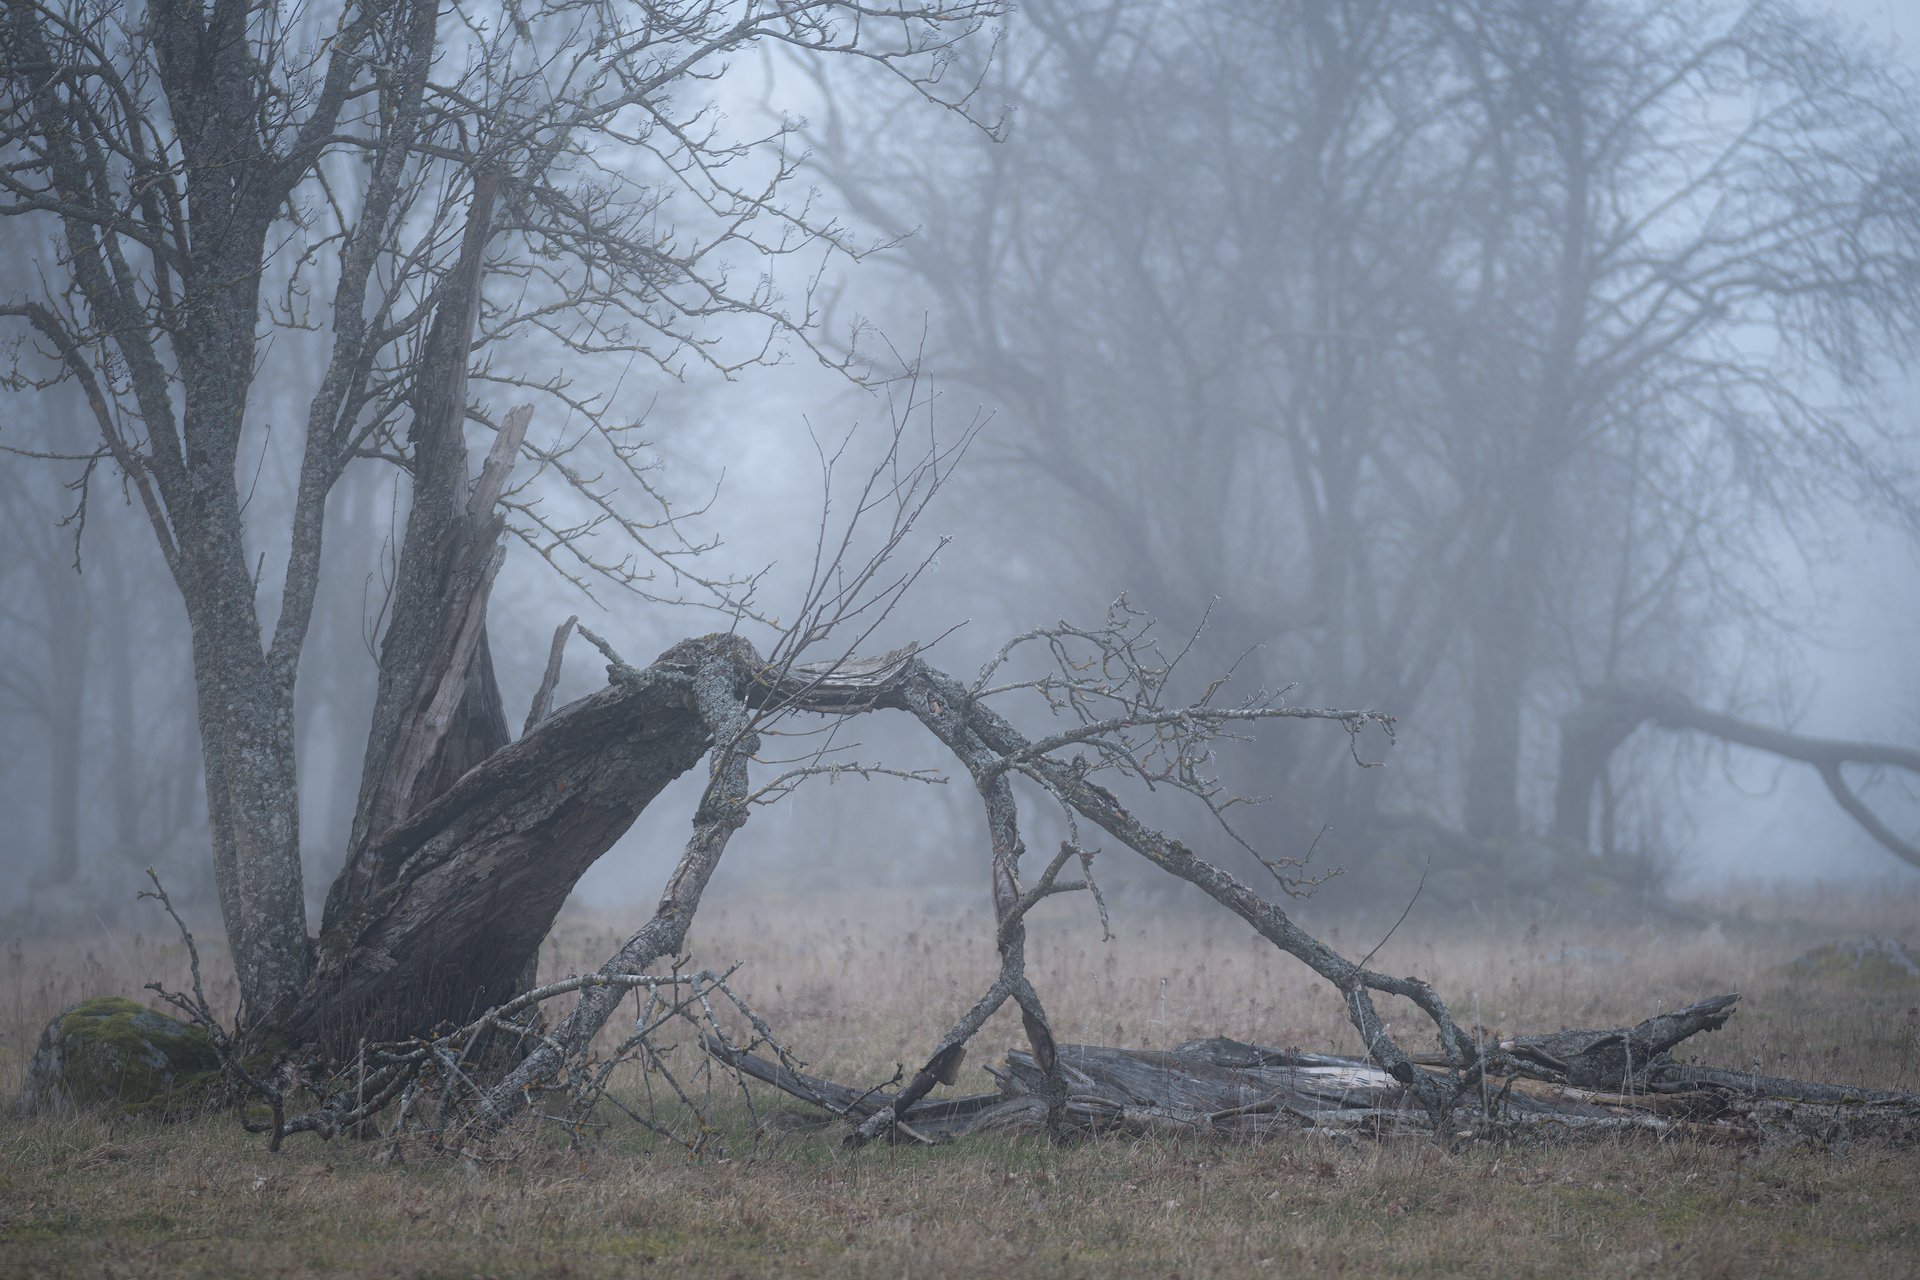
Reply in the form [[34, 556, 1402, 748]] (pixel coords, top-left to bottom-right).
[[1493, 993, 1741, 1090], [706, 994, 1920, 1148]]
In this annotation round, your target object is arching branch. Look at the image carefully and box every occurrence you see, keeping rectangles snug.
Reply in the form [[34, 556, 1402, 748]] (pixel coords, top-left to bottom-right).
[[1555, 684, 1920, 871]]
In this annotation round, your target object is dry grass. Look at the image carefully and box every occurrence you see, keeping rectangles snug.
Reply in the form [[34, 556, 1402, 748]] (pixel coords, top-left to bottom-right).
[[3, 882, 1919, 1278]]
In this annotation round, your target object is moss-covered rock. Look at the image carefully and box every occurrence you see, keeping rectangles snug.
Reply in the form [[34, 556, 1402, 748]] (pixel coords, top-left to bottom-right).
[[15, 997, 222, 1119]]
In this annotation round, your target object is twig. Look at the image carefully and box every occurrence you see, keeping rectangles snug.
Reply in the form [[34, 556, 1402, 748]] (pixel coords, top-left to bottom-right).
[[1356, 855, 1430, 974]]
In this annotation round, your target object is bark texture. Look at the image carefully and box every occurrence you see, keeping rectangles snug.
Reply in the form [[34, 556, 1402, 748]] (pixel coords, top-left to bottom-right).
[[717, 993, 1920, 1148], [292, 649, 711, 1051]]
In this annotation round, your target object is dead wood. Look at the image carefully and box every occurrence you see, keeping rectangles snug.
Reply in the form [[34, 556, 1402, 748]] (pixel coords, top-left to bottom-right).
[[91, 613, 1916, 1162], [285, 637, 939, 1053], [1494, 993, 1740, 1091], [286, 653, 712, 1051], [709, 994, 1920, 1148], [253, 609, 1474, 1147]]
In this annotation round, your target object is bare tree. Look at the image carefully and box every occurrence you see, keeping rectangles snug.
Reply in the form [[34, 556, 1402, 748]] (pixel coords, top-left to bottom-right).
[[1554, 683, 1920, 871], [1, 0, 999, 1024], [799, 0, 1920, 860], [796, 0, 1475, 841], [1423, 0, 1920, 839]]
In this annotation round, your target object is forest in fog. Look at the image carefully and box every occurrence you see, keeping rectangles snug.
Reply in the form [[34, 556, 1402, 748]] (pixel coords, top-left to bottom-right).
[[2, 0, 1918, 940]]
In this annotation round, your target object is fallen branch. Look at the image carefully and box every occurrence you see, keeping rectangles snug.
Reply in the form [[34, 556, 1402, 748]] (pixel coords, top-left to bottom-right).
[[713, 994, 1920, 1149]]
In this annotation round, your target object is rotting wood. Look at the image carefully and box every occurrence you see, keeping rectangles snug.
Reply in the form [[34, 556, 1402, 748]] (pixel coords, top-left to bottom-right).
[[707, 994, 1920, 1148], [240, 610, 1479, 1144]]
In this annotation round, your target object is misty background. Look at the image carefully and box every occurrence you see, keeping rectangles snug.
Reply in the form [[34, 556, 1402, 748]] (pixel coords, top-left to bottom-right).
[[3, 0, 1917, 937]]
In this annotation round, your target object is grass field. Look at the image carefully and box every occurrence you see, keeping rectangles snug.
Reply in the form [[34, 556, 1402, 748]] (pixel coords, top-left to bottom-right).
[[3, 882, 1918, 1278]]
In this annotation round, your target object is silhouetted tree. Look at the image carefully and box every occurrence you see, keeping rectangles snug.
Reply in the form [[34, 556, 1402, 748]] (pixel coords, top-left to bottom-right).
[[802, 0, 1920, 853]]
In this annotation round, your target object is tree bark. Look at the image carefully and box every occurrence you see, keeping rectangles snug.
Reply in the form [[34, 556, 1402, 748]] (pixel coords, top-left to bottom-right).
[[290, 644, 713, 1051], [714, 992, 1918, 1147]]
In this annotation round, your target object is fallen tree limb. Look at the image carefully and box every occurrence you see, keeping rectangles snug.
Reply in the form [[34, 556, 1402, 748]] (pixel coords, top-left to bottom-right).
[[711, 994, 1920, 1148], [265, 606, 1475, 1145]]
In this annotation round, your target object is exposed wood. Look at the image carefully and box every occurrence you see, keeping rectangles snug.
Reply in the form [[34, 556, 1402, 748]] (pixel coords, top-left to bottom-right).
[[750, 644, 923, 712], [523, 616, 579, 734], [288, 653, 709, 1051], [712, 995, 1920, 1148], [1496, 993, 1739, 1090]]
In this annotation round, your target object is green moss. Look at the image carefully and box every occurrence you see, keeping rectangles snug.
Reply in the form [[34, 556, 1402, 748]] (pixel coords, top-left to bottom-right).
[[43, 997, 221, 1117]]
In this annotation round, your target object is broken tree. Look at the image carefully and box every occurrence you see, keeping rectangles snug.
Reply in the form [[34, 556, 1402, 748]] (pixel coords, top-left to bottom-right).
[[712, 994, 1920, 1148], [7, 0, 1912, 1159], [6, 0, 1490, 1124], [0, 0, 1002, 1029]]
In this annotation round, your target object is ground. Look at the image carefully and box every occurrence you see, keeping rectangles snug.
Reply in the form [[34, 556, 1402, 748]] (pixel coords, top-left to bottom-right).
[[3, 880, 1917, 1278]]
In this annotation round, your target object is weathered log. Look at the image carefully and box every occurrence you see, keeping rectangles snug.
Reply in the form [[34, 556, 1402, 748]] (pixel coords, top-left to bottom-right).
[[1496, 993, 1739, 1090], [711, 995, 1920, 1148]]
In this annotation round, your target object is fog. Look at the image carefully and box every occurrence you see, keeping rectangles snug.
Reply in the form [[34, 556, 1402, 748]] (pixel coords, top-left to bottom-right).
[[3, 0, 1918, 942]]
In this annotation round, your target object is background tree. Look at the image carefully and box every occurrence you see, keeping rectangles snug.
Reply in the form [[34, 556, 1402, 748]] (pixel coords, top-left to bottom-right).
[[801, 0, 1920, 869], [0, 445, 89, 887]]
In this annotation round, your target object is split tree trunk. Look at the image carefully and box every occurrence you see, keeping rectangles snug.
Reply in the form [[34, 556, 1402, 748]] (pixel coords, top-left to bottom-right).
[[290, 645, 711, 1050], [300, 171, 558, 1048]]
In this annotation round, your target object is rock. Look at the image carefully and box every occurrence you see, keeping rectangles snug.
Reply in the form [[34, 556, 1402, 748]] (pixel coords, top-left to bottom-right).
[[15, 997, 221, 1118], [1787, 939, 1920, 984]]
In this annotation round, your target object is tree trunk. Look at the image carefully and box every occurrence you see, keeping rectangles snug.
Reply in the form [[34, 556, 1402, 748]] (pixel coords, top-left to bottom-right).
[[1458, 423, 1565, 843], [168, 391, 312, 1028], [101, 550, 141, 865], [1550, 693, 1648, 847], [320, 173, 521, 987], [1462, 538, 1539, 841], [184, 622, 308, 1027], [36, 554, 88, 887], [155, 154, 312, 1024], [290, 648, 712, 1050], [169, 425, 311, 1028]]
